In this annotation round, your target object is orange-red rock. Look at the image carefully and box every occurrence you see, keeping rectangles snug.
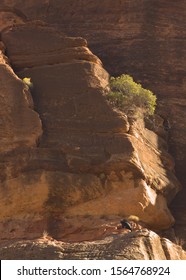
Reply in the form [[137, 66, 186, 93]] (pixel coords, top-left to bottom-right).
[[0, 4, 185, 258], [0, 49, 42, 153], [0, 231, 185, 260]]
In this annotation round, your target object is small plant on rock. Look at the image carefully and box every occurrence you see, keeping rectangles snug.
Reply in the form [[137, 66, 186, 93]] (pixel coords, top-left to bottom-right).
[[107, 74, 156, 116], [42, 230, 49, 238], [23, 77, 33, 89]]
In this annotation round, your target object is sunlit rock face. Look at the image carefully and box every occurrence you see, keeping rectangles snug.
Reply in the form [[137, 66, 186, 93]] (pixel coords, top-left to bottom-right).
[[0, 231, 186, 260], [1, 1, 185, 238], [0, 21, 180, 245], [0, 2, 185, 258]]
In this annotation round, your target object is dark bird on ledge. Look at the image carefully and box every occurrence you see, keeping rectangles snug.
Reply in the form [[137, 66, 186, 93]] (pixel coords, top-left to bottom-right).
[[120, 220, 132, 231]]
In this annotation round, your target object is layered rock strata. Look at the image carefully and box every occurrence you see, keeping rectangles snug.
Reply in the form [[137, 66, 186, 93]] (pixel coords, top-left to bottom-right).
[[0, 231, 185, 260], [2, 0, 185, 244], [0, 23, 180, 247]]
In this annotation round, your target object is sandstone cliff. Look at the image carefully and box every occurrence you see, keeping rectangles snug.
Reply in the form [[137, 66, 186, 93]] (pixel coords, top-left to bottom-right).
[[0, 2, 185, 259], [1, 0, 185, 242], [1, 230, 186, 260]]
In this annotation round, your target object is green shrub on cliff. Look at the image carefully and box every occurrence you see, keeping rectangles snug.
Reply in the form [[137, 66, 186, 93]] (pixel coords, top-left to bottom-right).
[[23, 77, 33, 89], [107, 74, 156, 116]]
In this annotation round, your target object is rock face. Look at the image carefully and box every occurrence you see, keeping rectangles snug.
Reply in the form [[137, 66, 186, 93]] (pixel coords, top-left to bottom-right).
[[0, 54, 42, 154], [1, 1, 185, 95], [1, 0, 185, 242], [0, 231, 186, 260], [0, 39, 42, 175], [0, 5, 185, 259], [12, 0, 186, 251]]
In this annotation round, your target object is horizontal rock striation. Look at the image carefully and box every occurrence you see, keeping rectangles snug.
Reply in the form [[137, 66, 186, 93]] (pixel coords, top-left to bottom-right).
[[1, 0, 185, 96], [0, 22, 181, 247], [0, 44, 42, 174], [0, 0, 185, 260], [6, 0, 184, 250], [1, 2, 185, 237], [0, 231, 185, 260]]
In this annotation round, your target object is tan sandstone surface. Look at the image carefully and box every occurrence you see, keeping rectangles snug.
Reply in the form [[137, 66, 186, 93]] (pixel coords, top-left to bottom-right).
[[1, 0, 185, 243], [0, 3, 185, 259], [0, 230, 186, 260]]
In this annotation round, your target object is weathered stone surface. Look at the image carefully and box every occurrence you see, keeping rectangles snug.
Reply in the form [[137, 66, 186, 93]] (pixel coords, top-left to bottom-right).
[[0, 7, 184, 258], [1, 2, 185, 238], [2, 0, 184, 96], [0, 51, 42, 154], [2, 24, 101, 70], [0, 22, 179, 235], [32, 0, 185, 249], [158, 98, 186, 248], [65, 180, 174, 230], [0, 231, 185, 260], [0, 6, 26, 32]]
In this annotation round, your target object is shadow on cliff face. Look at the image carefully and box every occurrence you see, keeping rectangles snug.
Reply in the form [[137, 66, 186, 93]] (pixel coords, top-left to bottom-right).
[[155, 116, 186, 250], [156, 102, 186, 250], [0, 22, 181, 229], [0, 4, 185, 257], [0, 6, 27, 33]]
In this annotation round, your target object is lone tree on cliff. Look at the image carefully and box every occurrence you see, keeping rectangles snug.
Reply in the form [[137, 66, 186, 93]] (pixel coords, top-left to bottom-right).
[[107, 74, 156, 116]]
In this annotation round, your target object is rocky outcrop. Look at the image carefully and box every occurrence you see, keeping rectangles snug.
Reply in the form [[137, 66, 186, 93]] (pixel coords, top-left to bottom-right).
[[1, 1, 185, 243], [1, 1, 185, 95], [0, 21, 180, 244], [0, 39, 42, 170], [0, 231, 185, 260], [0, 6, 184, 258]]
